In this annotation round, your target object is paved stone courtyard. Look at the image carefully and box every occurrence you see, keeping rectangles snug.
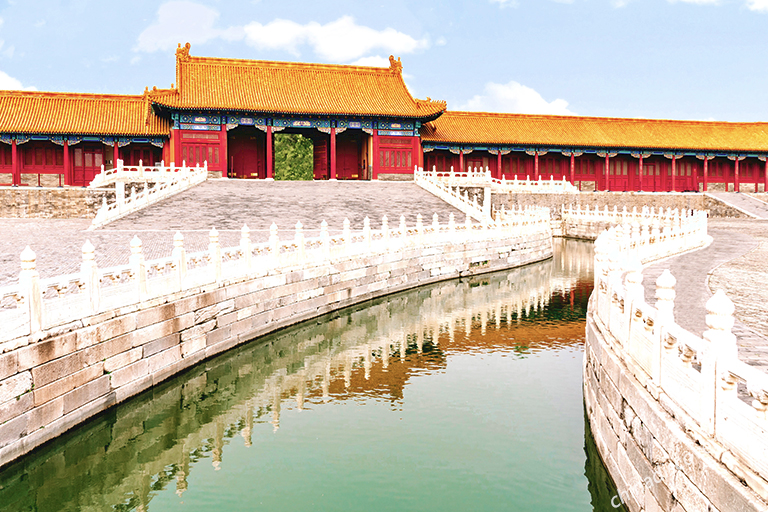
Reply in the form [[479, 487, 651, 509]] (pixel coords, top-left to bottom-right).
[[644, 219, 768, 372], [0, 181, 467, 287]]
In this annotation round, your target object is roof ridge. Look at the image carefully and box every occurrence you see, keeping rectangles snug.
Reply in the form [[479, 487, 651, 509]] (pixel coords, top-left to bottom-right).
[[186, 55, 393, 74], [444, 110, 768, 126], [0, 90, 146, 101]]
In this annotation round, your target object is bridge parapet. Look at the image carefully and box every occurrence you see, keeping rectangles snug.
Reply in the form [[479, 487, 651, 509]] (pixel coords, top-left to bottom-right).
[[585, 211, 768, 511], [416, 165, 579, 193], [88, 159, 208, 229], [0, 209, 553, 467]]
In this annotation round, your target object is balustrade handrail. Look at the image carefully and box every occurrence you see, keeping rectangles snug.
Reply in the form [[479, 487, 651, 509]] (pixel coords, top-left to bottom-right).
[[413, 166, 552, 225], [416, 165, 579, 193], [590, 210, 768, 488], [88, 159, 208, 230], [1, 210, 552, 346]]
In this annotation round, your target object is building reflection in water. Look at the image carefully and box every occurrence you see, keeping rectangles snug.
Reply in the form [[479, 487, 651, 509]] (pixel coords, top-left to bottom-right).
[[0, 240, 594, 512]]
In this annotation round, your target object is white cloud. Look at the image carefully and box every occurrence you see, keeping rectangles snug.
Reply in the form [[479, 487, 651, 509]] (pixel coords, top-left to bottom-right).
[[135, 1, 243, 52], [667, 0, 720, 4], [349, 55, 391, 67], [490, 0, 519, 7], [0, 70, 36, 90], [457, 81, 575, 116], [745, 0, 768, 10], [135, 4, 429, 64], [242, 16, 428, 62]]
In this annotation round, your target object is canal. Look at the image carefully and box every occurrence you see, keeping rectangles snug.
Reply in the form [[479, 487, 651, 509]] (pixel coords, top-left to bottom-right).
[[0, 239, 625, 511]]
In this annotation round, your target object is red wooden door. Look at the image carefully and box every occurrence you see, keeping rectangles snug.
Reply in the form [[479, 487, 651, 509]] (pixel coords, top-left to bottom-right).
[[336, 139, 360, 179], [313, 140, 328, 180], [72, 146, 103, 186], [228, 136, 264, 179], [466, 156, 488, 173]]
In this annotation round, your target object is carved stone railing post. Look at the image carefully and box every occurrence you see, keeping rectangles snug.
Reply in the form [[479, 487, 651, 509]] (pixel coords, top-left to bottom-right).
[[381, 215, 389, 249], [240, 224, 252, 272], [269, 223, 280, 268], [172, 231, 187, 290], [655, 269, 676, 326], [416, 213, 424, 245], [702, 289, 737, 436], [129, 236, 148, 301], [343, 218, 351, 256], [80, 240, 100, 315], [295, 221, 306, 264], [19, 246, 43, 334], [209, 227, 222, 282]]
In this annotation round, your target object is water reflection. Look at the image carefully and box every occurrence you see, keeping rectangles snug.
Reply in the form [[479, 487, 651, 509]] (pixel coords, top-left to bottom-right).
[[0, 239, 605, 512]]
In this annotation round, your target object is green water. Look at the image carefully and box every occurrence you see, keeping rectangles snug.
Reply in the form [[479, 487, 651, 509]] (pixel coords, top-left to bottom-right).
[[0, 240, 625, 511]]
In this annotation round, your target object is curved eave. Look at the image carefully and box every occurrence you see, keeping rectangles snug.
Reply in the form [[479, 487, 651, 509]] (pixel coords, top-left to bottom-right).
[[152, 101, 445, 122]]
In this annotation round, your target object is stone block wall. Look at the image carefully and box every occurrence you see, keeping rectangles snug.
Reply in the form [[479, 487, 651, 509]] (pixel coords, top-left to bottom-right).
[[0, 231, 552, 467], [584, 307, 768, 512], [0, 187, 111, 219]]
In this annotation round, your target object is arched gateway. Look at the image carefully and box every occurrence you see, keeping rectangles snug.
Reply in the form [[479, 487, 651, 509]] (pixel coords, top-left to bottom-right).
[[2, 42, 768, 191]]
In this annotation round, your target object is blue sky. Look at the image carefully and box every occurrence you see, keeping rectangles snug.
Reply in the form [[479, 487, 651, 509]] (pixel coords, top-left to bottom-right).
[[1, 0, 768, 121]]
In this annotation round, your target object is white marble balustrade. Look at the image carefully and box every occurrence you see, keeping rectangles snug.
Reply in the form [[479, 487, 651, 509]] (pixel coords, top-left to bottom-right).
[[88, 160, 208, 230], [0, 211, 552, 347], [591, 214, 768, 489]]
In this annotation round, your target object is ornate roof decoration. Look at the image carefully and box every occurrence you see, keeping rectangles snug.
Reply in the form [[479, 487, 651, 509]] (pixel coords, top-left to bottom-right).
[[420, 111, 768, 153], [151, 44, 446, 120], [389, 55, 403, 75], [0, 90, 170, 136]]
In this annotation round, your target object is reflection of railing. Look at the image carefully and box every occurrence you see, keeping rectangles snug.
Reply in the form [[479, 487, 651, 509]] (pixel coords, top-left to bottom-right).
[[88, 159, 208, 229], [590, 212, 768, 495], [414, 166, 552, 225], [416, 166, 579, 193], [0, 212, 552, 346]]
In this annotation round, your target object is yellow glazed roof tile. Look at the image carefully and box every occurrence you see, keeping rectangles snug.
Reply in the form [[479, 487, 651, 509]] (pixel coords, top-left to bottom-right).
[[0, 90, 170, 136], [150, 43, 446, 120], [421, 111, 768, 153]]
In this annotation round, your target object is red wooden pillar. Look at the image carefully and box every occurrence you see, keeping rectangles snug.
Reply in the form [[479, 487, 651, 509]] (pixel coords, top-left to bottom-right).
[[329, 127, 337, 180], [671, 156, 677, 192], [11, 139, 19, 186], [703, 159, 709, 192], [534, 153, 540, 180], [764, 158, 768, 192], [162, 140, 170, 165], [569, 154, 575, 185], [63, 141, 70, 185], [266, 126, 274, 180], [496, 152, 502, 180], [113, 143, 119, 169], [372, 130, 379, 180], [220, 128, 228, 178], [638, 155, 644, 192], [603, 155, 609, 191], [459, 151, 464, 174], [734, 157, 740, 192]]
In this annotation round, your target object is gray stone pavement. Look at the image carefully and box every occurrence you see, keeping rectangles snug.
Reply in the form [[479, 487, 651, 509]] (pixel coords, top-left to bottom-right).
[[708, 192, 768, 219], [643, 219, 768, 372], [0, 180, 467, 287]]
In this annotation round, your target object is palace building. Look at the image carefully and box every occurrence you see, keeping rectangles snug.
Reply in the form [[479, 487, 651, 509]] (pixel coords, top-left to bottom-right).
[[2, 42, 768, 192]]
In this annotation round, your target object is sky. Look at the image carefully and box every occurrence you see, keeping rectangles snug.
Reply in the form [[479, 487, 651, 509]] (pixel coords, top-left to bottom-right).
[[1, 0, 768, 122]]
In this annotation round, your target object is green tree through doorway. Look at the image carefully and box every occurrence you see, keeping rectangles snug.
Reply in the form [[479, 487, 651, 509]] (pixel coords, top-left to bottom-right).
[[274, 133, 313, 180]]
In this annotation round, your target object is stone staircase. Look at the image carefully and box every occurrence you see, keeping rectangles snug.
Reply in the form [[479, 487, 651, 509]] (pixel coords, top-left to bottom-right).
[[707, 192, 768, 219]]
